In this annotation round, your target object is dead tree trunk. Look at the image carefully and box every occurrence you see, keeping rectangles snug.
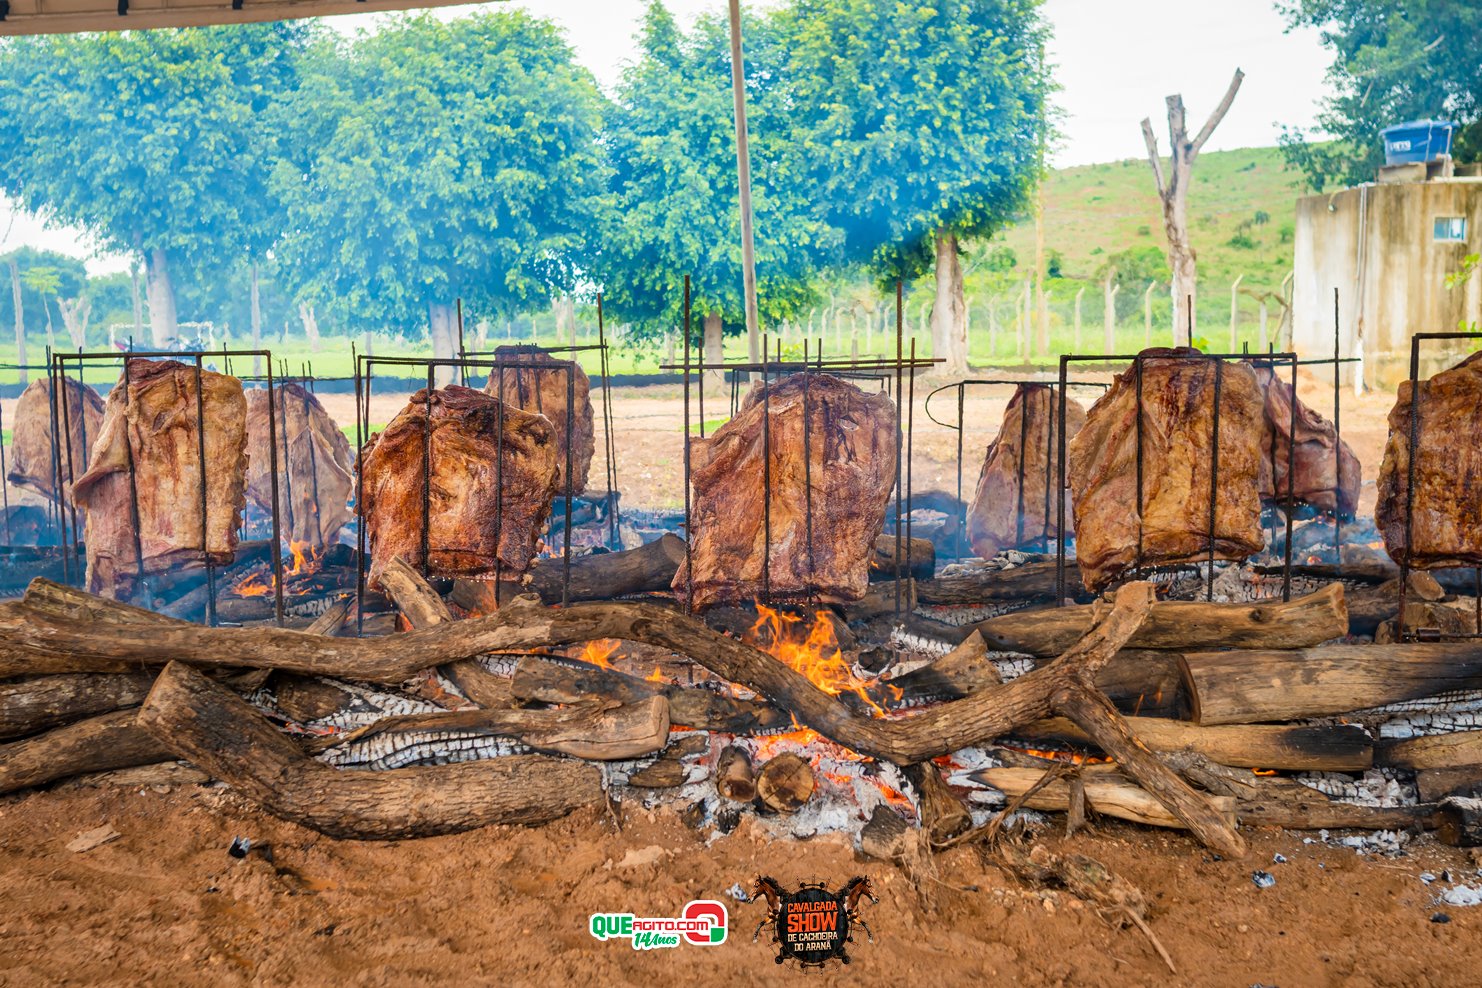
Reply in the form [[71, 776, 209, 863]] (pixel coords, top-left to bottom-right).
[[9, 259, 24, 385], [1140, 69, 1244, 343], [931, 230, 968, 375], [145, 247, 178, 347]]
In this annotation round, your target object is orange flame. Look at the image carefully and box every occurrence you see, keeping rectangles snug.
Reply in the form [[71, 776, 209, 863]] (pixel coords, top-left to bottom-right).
[[231, 573, 272, 598], [747, 603, 890, 716], [1002, 745, 1114, 766], [646, 666, 668, 683], [576, 639, 623, 670], [1251, 767, 1277, 776]]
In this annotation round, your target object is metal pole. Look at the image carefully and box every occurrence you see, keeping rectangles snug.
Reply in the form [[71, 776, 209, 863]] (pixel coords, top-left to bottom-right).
[[726, 0, 761, 371]]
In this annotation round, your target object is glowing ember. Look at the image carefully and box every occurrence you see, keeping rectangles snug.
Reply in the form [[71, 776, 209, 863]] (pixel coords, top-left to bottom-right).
[[1251, 767, 1277, 776], [747, 603, 898, 716], [646, 666, 668, 683], [1002, 744, 1114, 766], [228, 541, 324, 598]]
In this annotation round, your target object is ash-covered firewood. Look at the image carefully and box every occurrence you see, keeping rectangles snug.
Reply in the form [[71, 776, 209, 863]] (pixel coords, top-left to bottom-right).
[[967, 384, 1087, 559], [244, 383, 354, 546], [73, 359, 249, 600], [484, 345, 595, 495], [756, 752, 815, 813], [137, 661, 601, 839], [675, 372, 897, 609], [1069, 348, 1265, 591], [6, 376, 104, 501], [1377, 351, 1482, 569], [358, 386, 558, 585]]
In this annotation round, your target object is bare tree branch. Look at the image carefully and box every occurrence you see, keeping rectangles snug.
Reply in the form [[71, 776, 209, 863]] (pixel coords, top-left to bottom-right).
[[1190, 68, 1246, 157], [1140, 118, 1167, 198]]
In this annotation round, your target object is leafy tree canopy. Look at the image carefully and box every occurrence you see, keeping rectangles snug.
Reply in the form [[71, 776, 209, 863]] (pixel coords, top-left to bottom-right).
[[272, 11, 609, 332], [0, 247, 88, 338], [0, 25, 308, 270], [595, 0, 840, 338], [778, 0, 1053, 284], [1279, 0, 1482, 189]]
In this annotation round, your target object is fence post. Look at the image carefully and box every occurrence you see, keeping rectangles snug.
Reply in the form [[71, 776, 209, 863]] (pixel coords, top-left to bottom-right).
[[1229, 273, 1245, 351], [1143, 280, 1156, 347], [1103, 271, 1119, 354], [1073, 286, 1085, 351], [1016, 279, 1030, 360], [1258, 301, 1269, 352]]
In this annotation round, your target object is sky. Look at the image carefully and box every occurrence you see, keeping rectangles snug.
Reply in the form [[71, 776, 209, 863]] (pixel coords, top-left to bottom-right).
[[0, 0, 1336, 274]]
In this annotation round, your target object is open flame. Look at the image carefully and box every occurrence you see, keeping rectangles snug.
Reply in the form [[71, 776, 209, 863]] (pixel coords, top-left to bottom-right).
[[228, 540, 324, 598], [747, 603, 899, 716], [576, 638, 623, 669]]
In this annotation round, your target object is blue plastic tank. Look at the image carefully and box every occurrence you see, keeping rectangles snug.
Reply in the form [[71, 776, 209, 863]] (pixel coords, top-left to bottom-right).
[[1380, 120, 1455, 165]]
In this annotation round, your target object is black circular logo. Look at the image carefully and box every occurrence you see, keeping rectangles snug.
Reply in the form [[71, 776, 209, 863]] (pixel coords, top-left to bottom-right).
[[779, 885, 849, 966]]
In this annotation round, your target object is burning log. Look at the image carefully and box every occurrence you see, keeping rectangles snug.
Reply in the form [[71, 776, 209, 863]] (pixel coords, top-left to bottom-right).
[[1179, 643, 1482, 726], [1418, 767, 1482, 803], [0, 709, 171, 795], [627, 733, 707, 788], [7, 376, 104, 501], [0, 671, 156, 740], [73, 359, 249, 601], [755, 752, 815, 813], [138, 662, 601, 839], [971, 766, 1237, 832], [1015, 718, 1372, 772], [902, 761, 971, 842], [0, 580, 1246, 855], [716, 744, 756, 802], [512, 655, 787, 734], [975, 583, 1348, 657], [524, 534, 687, 602], [868, 535, 935, 582]]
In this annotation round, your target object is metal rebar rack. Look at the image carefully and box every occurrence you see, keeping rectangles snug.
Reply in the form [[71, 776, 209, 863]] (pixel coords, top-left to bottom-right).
[[660, 278, 939, 616], [1052, 349, 1302, 607], [48, 348, 288, 627], [1394, 331, 1482, 643]]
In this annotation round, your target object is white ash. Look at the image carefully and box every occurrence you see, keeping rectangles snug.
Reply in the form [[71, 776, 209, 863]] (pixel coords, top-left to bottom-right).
[[887, 629, 955, 657], [304, 681, 446, 732], [992, 656, 1037, 681], [1295, 768, 1418, 807], [318, 731, 530, 770], [1379, 710, 1482, 739], [1302, 829, 1411, 855], [602, 732, 715, 790], [1439, 884, 1482, 907], [915, 601, 1032, 627], [472, 654, 523, 678]]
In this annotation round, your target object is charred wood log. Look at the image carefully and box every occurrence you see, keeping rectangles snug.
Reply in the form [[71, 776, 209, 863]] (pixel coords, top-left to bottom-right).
[[915, 560, 1078, 606], [971, 766, 1237, 832], [975, 584, 1347, 658], [511, 655, 787, 735], [1418, 767, 1482, 803], [755, 753, 815, 813], [0, 671, 156, 740], [868, 535, 935, 582], [1014, 717, 1372, 772], [715, 745, 756, 802], [1380, 730, 1482, 771], [627, 733, 708, 788], [1179, 643, 1482, 725], [902, 760, 971, 842], [525, 534, 687, 602], [0, 709, 172, 794], [137, 662, 601, 839], [0, 579, 1244, 855]]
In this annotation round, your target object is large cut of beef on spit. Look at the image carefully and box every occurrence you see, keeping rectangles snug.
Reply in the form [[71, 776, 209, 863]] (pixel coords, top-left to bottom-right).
[[72, 359, 249, 600], [358, 385, 559, 585], [6, 376, 105, 501], [1068, 347, 1265, 591], [967, 384, 1087, 559], [1247, 361, 1361, 516], [482, 345, 595, 496], [674, 372, 897, 610], [1376, 351, 1482, 569], [244, 383, 355, 546]]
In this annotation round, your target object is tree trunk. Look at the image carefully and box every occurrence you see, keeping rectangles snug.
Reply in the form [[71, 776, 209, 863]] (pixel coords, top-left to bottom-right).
[[144, 248, 178, 348], [931, 230, 968, 375], [58, 296, 90, 350], [299, 302, 320, 352], [703, 311, 724, 391], [8, 260, 25, 385], [428, 302, 457, 387], [250, 262, 262, 376], [129, 262, 144, 344]]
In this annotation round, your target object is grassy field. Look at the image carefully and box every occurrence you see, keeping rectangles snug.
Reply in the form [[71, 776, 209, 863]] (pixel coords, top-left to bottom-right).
[[0, 145, 1310, 387]]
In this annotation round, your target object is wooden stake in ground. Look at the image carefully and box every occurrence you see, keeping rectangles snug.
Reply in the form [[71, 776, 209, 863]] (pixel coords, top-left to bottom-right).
[[1140, 68, 1244, 342]]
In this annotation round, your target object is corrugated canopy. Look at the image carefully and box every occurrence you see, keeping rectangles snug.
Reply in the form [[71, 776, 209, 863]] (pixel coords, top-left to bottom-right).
[[0, 0, 498, 37]]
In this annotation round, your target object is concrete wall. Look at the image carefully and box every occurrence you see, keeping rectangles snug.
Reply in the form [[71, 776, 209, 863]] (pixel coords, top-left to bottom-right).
[[1293, 179, 1482, 389]]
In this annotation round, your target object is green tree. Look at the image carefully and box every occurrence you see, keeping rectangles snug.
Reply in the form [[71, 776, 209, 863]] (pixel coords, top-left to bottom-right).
[[595, 1, 838, 361], [0, 25, 309, 346], [779, 0, 1053, 373], [1279, 1, 1482, 189], [272, 12, 607, 369]]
